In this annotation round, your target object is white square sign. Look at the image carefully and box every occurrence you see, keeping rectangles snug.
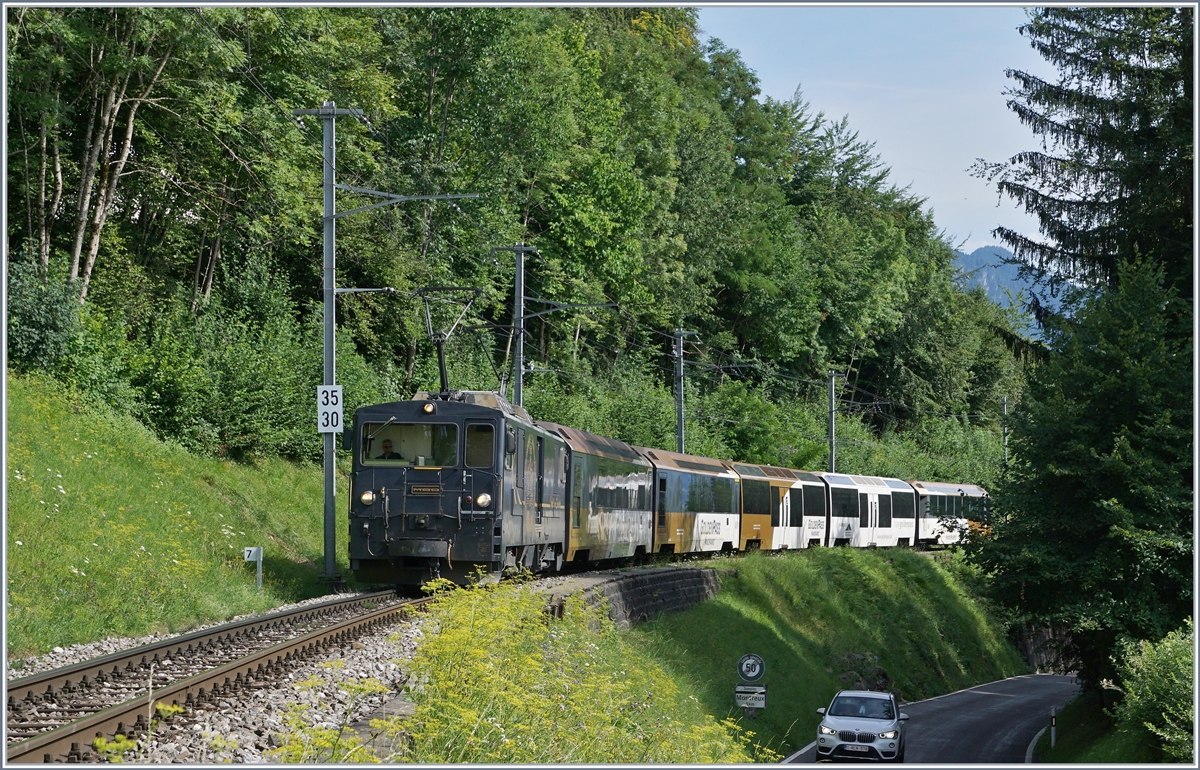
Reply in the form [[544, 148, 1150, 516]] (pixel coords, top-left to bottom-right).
[[317, 385, 343, 433]]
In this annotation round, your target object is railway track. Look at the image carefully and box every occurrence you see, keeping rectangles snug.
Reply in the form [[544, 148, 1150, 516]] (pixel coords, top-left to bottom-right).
[[6, 592, 431, 764]]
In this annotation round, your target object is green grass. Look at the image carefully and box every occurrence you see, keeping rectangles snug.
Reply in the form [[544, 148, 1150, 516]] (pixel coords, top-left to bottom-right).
[[1035, 693, 1161, 763], [626, 548, 1030, 757], [6, 373, 353, 658]]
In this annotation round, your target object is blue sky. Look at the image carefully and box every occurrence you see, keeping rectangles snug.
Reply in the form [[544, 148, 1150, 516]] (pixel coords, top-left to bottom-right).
[[697, 6, 1058, 254]]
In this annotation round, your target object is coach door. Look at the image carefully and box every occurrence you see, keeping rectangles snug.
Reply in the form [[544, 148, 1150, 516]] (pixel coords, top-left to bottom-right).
[[877, 493, 892, 544], [859, 492, 875, 546]]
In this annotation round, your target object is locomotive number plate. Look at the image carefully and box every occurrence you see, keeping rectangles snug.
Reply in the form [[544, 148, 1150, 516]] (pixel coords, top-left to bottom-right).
[[409, 484, 442, 496]]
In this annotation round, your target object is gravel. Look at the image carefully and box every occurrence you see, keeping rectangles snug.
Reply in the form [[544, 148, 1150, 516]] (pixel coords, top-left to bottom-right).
[[6, 592, 367, 680], [136, 619, 424, 764]]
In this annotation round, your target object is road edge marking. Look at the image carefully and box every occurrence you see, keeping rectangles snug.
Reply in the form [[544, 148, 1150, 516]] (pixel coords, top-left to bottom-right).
[[901, 672, 1044, 705], [1025, 726, 1047, 763], [782, 741, 817, 763]]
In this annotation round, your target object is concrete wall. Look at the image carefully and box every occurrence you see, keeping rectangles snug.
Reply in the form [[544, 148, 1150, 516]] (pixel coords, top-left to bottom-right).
[[542, 567, 732, 629]]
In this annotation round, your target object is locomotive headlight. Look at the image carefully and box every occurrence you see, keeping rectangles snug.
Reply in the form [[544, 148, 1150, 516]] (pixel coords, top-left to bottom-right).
[[360, 490, 376, 506], [422, 402, 435, 414], [475, 493, 492, 509]]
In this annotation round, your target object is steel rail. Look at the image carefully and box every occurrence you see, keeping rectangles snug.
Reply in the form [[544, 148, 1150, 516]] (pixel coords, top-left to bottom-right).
[[6, 596, 432, 763], [7, 591, 399, 707]]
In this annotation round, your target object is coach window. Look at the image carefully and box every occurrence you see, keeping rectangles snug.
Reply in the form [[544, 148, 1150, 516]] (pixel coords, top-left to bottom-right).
[[572, 464, 583, 529], [831, 487, 857, 519], [879, 494, 892, 528], [536, 436, 546, 520], [465, 424, 495, 468], [802, 484, 825, 519], [712, 477, 733, 513], [859, 493, 869, 527], [743, 480, 770, 516]]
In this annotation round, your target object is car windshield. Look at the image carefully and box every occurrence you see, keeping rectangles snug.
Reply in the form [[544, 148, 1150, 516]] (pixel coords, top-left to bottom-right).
[[829, 696, 894, 719]]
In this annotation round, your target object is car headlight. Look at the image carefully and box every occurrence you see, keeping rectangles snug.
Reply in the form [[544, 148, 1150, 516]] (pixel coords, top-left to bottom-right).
[[819, 725, 837, 735], [360, 490, 376, 506], [878, 730, 898, 739], [475, 492, 492, 509]]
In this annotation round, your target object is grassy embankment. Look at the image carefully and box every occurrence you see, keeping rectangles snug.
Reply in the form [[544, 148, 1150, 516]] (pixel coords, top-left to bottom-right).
[[1032, 693, 1159, 763], [629, 549, 1030, 757], [6, 373, 350, 659]]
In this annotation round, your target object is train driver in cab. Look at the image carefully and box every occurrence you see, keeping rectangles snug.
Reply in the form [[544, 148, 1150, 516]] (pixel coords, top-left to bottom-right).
[[376, 439, 402, 460]]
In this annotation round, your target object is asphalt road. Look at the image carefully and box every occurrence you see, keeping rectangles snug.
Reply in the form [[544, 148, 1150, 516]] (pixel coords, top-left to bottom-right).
[[786, 673, 1080, 763]]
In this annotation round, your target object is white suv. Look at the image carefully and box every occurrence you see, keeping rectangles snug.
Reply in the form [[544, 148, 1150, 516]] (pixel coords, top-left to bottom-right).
[[815, 689, 908, 762]]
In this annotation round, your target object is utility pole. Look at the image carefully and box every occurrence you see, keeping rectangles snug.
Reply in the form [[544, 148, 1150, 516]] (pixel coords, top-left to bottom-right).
[[828, 370, 846, 473], [675, 329, 698, 454], [491, 243, 611, 408], [490, 243, 538, 407], [515, 244, 527, 408], [293, 100, 476, 586]]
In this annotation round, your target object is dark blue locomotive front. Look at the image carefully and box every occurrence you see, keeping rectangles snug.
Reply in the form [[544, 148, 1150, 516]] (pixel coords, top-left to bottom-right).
[[348, 390, 568, 585]]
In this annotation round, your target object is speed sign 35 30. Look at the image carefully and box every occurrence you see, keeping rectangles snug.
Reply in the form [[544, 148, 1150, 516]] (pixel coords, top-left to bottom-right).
[[317, 385, 343, 433]]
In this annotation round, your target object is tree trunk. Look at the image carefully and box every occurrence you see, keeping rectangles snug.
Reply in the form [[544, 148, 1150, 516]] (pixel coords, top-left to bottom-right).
[[202, 232, 221, 302], [68, 69, 113, 284], [78, 41, 172, 302], [44, 108, 64, 268], [191, 231, 207, 313]]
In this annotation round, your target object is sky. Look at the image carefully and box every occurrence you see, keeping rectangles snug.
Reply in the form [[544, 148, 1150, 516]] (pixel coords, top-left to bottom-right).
[[696, 5, 1057, 255]]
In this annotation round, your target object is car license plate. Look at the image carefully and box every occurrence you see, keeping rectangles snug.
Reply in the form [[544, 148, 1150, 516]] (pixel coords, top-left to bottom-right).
[[845, 745, 869, 752]]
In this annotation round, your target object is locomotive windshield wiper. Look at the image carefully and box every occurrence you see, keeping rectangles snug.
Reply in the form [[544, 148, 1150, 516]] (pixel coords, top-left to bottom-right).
[[366, 417, 396, 442]]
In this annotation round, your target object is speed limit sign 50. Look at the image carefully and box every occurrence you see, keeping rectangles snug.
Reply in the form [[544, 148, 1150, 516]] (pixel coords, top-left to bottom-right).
[[317, 385, 343, 433]]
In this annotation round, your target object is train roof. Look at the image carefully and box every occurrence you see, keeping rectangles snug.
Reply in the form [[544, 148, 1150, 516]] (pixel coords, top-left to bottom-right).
[[848, 474, 897, 491], [407, 390, 533, 422], [633, 446, 737, 478], [907, 480, 989, 496], [541, 422, 649, 466], [732, 463, 796, 480], [791, 470, 824, 484], [813, 472, 857, 488]]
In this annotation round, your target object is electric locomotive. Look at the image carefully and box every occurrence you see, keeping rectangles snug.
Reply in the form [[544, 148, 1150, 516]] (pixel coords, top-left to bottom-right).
[[347, 390, 570, 585]]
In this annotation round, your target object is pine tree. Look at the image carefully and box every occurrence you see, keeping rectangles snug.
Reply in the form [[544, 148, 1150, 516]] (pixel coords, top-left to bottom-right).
[[974, 8, 1193, 310]]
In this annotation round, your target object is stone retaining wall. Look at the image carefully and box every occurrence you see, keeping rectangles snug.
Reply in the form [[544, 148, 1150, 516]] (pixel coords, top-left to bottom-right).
[[542, 567, 732, 629]]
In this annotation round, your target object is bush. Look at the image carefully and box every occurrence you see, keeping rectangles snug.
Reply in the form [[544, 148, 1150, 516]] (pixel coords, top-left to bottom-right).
[[1107, 619, 1194, 762], [125, 257, 390, 461], [6, 256, 80, 374]]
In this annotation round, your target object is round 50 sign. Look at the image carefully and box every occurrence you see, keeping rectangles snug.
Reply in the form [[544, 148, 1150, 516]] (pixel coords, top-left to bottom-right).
[[737, 653, 765, 682]]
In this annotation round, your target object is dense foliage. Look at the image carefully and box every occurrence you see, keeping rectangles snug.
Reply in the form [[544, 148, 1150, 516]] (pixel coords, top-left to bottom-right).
[[969, 261, 1192, 685], [7, 7, 1021, 475], [1108, 619, 1194, 763], [968, 7, 1193, 698]]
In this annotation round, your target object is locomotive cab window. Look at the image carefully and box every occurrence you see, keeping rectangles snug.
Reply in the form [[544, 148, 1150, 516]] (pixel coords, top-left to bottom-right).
[[361, 423, 458, 466], [465, 423, 495, 468]]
